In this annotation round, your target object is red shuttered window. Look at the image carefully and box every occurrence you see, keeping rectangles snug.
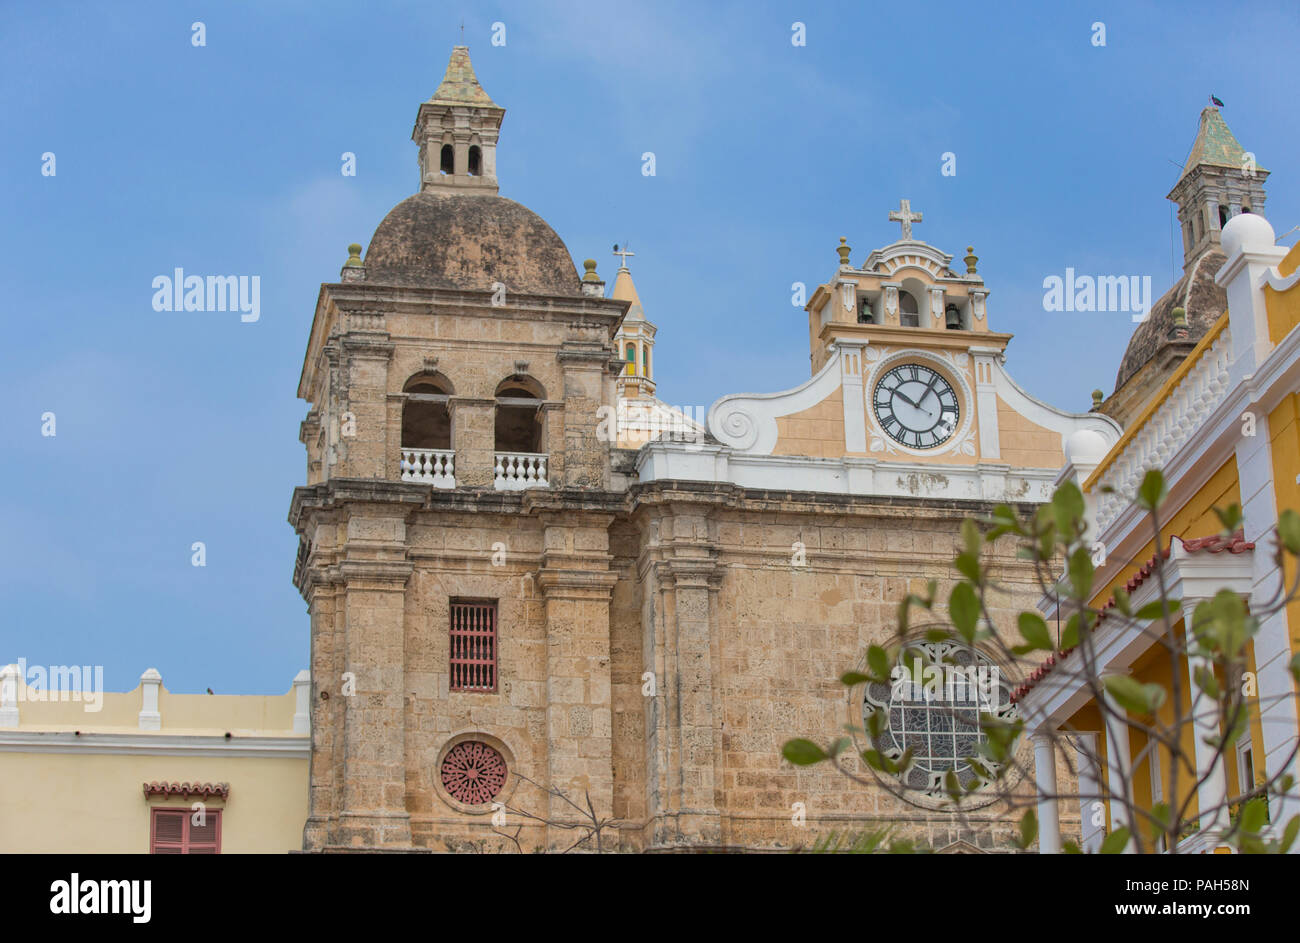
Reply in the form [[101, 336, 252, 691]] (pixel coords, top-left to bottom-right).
[[150, 808, 222, 854], [450, 600, 497, 692]]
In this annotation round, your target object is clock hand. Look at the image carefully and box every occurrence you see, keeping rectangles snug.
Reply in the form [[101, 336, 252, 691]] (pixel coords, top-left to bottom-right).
[[893, 389, 921, 408]]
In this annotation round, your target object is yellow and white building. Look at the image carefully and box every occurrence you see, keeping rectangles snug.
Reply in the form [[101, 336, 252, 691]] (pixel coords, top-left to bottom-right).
[[1020, 211, 1300, 853], [0, 665, 310, 853]]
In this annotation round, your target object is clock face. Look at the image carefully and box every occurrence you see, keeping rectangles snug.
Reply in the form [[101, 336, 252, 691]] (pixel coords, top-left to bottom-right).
[[872, 363, 960, 449]]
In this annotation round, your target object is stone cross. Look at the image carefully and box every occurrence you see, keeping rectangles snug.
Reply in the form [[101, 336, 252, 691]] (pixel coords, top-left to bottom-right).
[[613, 244, 635, 268], [889, 199, 923, 240]]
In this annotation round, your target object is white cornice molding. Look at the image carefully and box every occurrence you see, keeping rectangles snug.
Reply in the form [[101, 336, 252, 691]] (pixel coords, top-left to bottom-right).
[[0, 731, 309, 758]]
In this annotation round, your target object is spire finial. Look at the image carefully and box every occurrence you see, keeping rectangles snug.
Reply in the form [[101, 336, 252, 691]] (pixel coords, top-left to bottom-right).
[[613, 243, 635, 270], [836, 237, 852, 266]]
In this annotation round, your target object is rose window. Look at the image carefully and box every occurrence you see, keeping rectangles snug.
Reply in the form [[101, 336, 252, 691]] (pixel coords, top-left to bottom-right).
[[440, 740, 508, 805], [862, 640, 1016, 798]]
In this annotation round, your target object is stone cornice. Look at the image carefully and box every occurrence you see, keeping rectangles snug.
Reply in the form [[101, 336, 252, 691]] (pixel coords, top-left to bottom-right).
[[288, 479, 433, 532], [338, 559, 414, 586], [319, 281, 628, 324], [535, 568, 619, 601]]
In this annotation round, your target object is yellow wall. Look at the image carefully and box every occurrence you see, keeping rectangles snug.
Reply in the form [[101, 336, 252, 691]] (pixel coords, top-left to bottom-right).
[[1265, 242, 1300, 345], [997, 397, 1065, 468], [773, 387, 845, 457], [1269, 393, 1300, 657], [1, 752, 307, 853], [2, 677, 308, 853]]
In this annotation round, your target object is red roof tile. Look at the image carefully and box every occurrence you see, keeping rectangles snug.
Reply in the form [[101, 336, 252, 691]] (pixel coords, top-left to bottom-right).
[[142, 781, 230, 799]]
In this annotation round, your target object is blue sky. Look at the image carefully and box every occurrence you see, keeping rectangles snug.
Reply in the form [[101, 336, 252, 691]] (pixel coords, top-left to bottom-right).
[[2, 1, 1297, 694]]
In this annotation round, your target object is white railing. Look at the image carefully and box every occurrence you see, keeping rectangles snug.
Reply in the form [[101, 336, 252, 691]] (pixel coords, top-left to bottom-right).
[[400, 448, 455, 488], [1092, 326, 1232, 534], [494, 452, 548, 490]]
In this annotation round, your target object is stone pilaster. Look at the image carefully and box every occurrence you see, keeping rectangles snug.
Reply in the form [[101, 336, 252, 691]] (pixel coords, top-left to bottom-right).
[[535, 510, 618, 850], [557, 341, 614, 489], [334, 509, 414, 848], [449, 397, 495, 488], [336, 329, 394, 479], [643, 504, 723, 847]]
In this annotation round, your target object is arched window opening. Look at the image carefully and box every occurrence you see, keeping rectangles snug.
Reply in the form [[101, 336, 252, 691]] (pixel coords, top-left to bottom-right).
[[1242, 204, 1252, 214], [899, 291, 920, 327], [642, 346, 649, 376], [495, 377, 544, 454], [625, 343, 636, 376], [468, 145, 481, 177], [402, 374, 452, 451], [1219, 205, 1230, 228], [440, 144, 454, 175]]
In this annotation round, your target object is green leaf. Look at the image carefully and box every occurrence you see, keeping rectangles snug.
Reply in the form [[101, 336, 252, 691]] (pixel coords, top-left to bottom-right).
[[1291, 653, 1300, 685], [944, 770, 962, 803], [961, 518, 981, 558], [1135, 599, 1180, 623], [1104, 674, 1166, 715], [949, 582, 980, 643], [955, 551, 982, 584], [1062, 840, 1082, 854], [1112, 586, 1131, 616], [1067, 546, 1095, 599], [827, 737, 852, 758], [867, 645, 890, 681], [1213, 503, 1243, 537], [1099, 827, 1131, 854], [1061, 613, 1081, 650], [1052, 482, 1086, 538], [1018, 612, 1053, 651], [1019, 809, 1038, 849], [840, 672, 872, 687], [1193, 664, 1220, 699], [1136, 469, 1168, 512], [1280, 509, 1300, 556], [1240, 797, 1268, 834], [1281, 815, 1300, 854], [782, 739, 827, 766]]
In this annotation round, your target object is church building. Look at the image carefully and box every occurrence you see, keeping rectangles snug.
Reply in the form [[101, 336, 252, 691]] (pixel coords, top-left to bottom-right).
[[288, 46, 1119, 852]]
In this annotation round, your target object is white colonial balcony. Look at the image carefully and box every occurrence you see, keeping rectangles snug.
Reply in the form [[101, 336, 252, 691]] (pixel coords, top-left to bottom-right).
[[494, 452, 548, 490], [400, 448, 455, 488]]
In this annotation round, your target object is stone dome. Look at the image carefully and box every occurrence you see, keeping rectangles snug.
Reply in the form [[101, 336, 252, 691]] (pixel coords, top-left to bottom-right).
[[1113, 249, 1226, 393], [362, 191, 581, 296]]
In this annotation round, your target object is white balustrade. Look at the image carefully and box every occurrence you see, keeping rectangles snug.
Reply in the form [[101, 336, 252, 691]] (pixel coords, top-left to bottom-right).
[[400, 448, 455, 488], [494, 452, 548, 490], [1093, 328, 1232, 534]]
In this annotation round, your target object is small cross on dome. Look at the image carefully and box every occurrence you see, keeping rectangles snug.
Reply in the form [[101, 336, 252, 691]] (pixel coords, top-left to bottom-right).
[[889, 199, 923, 241], [613, 244, 635, 269]]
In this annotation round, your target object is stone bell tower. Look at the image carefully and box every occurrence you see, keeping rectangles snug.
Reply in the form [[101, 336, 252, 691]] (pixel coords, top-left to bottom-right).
[[1168, 105, 1268, 274], [414, 45, 504, 195], [290, 46, 631, 852]]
